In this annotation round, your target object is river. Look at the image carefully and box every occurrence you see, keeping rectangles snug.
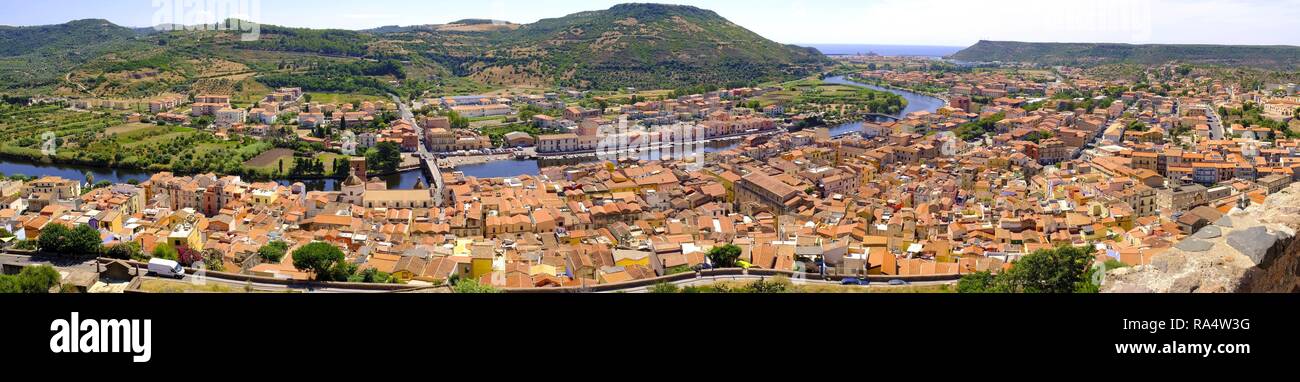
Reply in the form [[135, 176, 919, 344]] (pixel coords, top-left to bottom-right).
[[0, 77, 944, 185], [448, 77, 945, 177], [275, 171, 426, 192], [820, 75, 948, 137], [0, 157, 426, 192]]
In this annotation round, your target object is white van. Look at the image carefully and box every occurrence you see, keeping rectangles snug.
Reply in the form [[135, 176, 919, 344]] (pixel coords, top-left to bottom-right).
[[147, 258, 185, 279]]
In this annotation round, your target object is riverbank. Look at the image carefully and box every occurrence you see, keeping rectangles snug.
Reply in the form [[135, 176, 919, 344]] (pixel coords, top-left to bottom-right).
[[822, 75, 949, 116], [0, 151, 426, 192], [0, 76, 947, 186], [842, 75, 950, 106], [441, 80, 946, 180], [533, 130, 779, 159], [440, 153, 514, 168]]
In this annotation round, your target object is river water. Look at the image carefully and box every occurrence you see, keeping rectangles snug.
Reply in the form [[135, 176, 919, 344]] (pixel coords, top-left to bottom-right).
[[0, 157, 425, 192], [447, 76, 946, 177], [0, 76, 944, 185], [820, 75, 948, 137]]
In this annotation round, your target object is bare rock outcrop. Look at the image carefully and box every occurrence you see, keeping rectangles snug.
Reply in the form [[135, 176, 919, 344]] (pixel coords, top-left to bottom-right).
[[1103, 183, 1300, 293]]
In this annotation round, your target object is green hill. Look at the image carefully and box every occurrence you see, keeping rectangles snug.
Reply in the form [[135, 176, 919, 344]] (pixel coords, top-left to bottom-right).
[[0, 3, 829, 95], [951, 40, 1300, 69], [0, 19, 136, 56], [0, 19, 147, 88], [478, 3, 828, 89]]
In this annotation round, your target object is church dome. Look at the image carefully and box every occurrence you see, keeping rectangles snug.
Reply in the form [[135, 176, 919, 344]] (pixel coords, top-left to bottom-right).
[[343, 167, 364, 187]]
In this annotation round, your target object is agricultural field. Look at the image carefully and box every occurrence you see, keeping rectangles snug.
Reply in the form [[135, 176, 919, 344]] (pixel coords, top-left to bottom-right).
[[306, 92, 389, 106], [0, 103, 125, 161], [244, 147, 352, 178], [244, 148, 296, 169], [104, 122, 158, 136], [755, 76, 907, 115], [0, 103, 278, 176]]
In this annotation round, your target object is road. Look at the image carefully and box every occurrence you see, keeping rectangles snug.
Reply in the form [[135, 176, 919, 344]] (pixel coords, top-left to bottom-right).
[[608, 274, 958, 293], [3, 252, 401, 293], [155, 273, 392, 293], [1207, 105, 1226, 139], [391, 94, 443, 205]]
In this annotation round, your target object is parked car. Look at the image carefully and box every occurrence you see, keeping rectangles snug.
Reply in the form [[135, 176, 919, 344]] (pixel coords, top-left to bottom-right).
[[841, 278, 868, 286], [887, 279, 909, 286], [147, 258, 185, 279]]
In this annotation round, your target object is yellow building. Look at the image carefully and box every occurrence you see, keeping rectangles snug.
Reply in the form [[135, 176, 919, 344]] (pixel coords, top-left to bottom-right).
[[168, 224, 202, 250], [96, 209, 125, 235], [251, 189, 279, 205], [452, 239, 473, 257], [469, 244, 495, 280], [612, 250, 652, 268], [529, 263, 559, 277]]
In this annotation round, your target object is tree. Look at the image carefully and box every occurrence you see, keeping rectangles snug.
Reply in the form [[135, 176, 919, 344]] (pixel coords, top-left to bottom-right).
[[202, 249, 226, 272], [957, 246, 1099, 293], [327, 261, 358, 282], [444, 110, 470, 129], [452, 278, 501, 294], [0, 265, 62, 293], [176, 246, 203, 267], [706, 244, 742, 268], [257, 241, 290, 263], [292, 242, 346, 281], [649, 282, 680, 293], [955, 112, 1006, 141], [1024, 130, 1054, 143], [744, 278, 790, 293], [956, 271, 1004, 293], [151, 242, 179, 261], [365, 141, 402, 174], [331, 158, 351, 178], [104, 242, 142, 260], [36, 224, 71, 254], [20, 265, 60, 292], [68, 225, 103, 255], [348, 267, 396, 284], [37, 224, 101, 256]]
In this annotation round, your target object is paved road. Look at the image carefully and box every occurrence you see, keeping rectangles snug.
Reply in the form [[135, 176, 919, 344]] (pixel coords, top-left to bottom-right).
[[4, 252, 400, 293], [150, 273, 391, 293], [609, 274, 958, 293], [1207, 106, 1226, 140], [392, 94, 444, 205]]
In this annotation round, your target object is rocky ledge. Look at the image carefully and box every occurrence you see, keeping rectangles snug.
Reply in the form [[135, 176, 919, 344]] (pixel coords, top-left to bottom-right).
[[1103, 183, 1300, 293]]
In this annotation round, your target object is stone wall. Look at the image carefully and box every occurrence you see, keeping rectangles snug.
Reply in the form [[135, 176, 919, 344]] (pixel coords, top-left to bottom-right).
[[1104, 183, 1300, 293]]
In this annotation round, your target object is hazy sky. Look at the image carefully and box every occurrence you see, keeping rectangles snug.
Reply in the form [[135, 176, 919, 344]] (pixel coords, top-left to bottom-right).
[[2, 0, 1298, 47]]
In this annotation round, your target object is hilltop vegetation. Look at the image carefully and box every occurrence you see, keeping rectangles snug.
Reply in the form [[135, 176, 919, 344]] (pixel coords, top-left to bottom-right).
[[0, 3, 828, 97], [0, 19, 149, 89], [257, 60, 407, 95], [952, 40, 1300, 69], [465, 3, 829, 89]]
